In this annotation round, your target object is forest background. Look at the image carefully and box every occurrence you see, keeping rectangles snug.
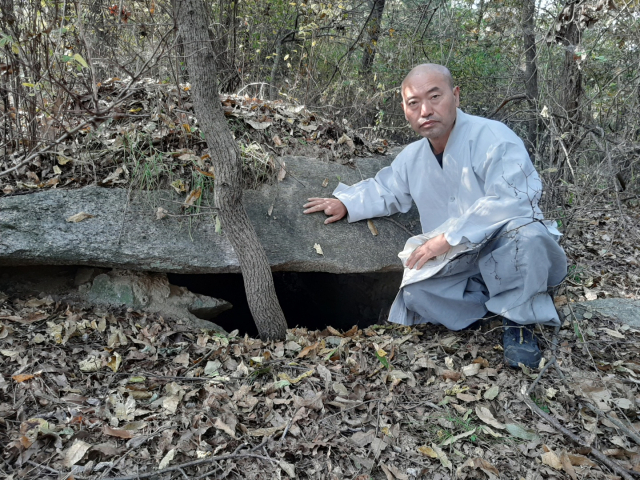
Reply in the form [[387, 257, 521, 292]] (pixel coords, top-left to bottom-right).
[[1, 0, 639, 205]]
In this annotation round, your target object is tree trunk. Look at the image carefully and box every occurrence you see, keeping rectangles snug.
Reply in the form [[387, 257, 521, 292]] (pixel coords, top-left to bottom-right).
[[561, 2, 582, 122], [361, 0, 386, 77], [176, 0, 288, 341], [521, 0, 539, 158]]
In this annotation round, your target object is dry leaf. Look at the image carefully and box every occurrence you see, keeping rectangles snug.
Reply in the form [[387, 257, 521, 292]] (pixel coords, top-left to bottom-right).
[[484, 385, 500, 400], [313, 243, 323, 255], [104, 425, 134, 439], [184, 187, 202, 208], [156, 207, 168, 220], [567, 453, 597, 467], [456, 393, 477, 403], [277, 161, 286, 182], [542, 450, 563, 470], [322, 178, 329, 187], [297, 342, 318, 358], [66, 212, 95, 223], [475, 405, 505, 430], [430, 443, 452, 470], [367, 219, 379, 236], [63, 440, 92, 468], [246, 119, 272, 130], [600, 328, 625, 339], [79, 355, 101, 372], [171, 179, 186, 193], [560, 450, 577, 480], [417, 445, 438, 458], [159, 448, 175, 469], [279, 460, 296, 478], [462, 363, 480, 376], [248, 425, 285, 437], [441, 428, 475, 446], [214, 417, 237, 438], [12, 373, 35, 383], [106, 352, 122, 372], [195, 167, 215, 178]]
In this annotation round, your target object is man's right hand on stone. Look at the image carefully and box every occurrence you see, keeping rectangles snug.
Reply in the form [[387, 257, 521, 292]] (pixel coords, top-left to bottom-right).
[[303, 198, 347, 224]]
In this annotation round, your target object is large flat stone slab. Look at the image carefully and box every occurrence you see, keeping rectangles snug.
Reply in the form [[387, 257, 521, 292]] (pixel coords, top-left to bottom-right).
[[0, 154, 419, 274], [564, 298, 640, 328]]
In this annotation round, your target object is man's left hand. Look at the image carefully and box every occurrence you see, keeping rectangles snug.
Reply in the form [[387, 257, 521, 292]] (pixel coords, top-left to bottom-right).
[[406, 233, 452, 270]]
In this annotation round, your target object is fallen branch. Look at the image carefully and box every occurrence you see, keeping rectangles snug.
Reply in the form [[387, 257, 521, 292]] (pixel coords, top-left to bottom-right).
[[585, 403, 640, 447], [102, 451, 278, 480], [524, 396, 637, 479]]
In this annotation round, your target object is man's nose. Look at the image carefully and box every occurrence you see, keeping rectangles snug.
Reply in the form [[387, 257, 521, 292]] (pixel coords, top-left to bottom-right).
[[420, 101, 433, 117]]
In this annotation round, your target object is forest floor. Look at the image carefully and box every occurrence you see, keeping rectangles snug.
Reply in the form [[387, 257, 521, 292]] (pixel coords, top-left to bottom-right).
[[1, 276, 640, 480], [1, 199, 640, 480]]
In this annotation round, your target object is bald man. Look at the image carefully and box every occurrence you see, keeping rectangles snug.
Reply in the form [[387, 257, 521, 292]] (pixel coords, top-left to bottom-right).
[[303, 64, 566, 368]]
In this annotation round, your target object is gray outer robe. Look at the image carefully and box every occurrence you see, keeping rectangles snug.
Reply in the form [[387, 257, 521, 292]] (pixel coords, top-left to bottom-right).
[[333, 109, 565, 328]]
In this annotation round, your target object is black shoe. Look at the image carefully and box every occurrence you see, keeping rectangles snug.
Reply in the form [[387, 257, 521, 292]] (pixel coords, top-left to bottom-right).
[[503, 319, 542, 368]]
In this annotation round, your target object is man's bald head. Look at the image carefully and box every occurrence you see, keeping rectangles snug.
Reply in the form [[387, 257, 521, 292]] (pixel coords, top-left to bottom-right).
[[400, 63, 460, 151], [401, 64, 454, 95]]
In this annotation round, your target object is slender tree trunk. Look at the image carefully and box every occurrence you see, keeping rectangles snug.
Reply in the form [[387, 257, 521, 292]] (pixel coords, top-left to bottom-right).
[[176, 0, 288, 341], [521, 0, 539, 158], [269, 38, 283, 100], [561, 2, 582, 122], [361, 0, 385, 77]]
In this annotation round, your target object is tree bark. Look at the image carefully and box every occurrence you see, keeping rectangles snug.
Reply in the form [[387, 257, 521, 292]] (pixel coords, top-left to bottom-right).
[[560, 2, 582, 122], [521, 0, 539, 158], [361, 0, 386, 77], [176, 0, 288, 341]]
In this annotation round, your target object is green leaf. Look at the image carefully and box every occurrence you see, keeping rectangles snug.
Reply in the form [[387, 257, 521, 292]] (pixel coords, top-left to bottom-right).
[[73, 53, 88, 68], [505, 423, 540, 442], [0, 34, 13, 47], [375, 350, 390, 369], [60, 54, 72, 62]]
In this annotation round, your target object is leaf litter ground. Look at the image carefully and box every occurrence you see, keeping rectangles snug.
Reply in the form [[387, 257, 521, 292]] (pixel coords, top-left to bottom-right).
[[2, 269, 640, 480], [0, 77, 390, 197]]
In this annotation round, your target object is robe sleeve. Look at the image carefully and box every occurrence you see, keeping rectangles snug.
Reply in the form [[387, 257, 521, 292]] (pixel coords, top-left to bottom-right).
[[444, 140, 543, 246], [332, 162, 413, 223]]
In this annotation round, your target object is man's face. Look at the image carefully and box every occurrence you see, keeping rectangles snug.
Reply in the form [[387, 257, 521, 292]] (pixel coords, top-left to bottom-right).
[[401, 73, 460, 146]]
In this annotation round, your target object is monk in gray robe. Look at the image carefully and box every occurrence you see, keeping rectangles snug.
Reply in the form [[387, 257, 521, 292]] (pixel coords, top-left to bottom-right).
[[303, 64, 567, 368]]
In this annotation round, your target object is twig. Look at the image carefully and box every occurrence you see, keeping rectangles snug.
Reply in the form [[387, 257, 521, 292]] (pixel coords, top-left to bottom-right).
[[525, 356, 556, 396], [0, 117, 98, 178], [25, 461, 64, 476], [585, 403, 640, 447], [523, 396, 636, 480], [102, 451, 278, 480], [279, 408, 301, 445], [184, 345, 219, 374], [489, 94, 527, 118]]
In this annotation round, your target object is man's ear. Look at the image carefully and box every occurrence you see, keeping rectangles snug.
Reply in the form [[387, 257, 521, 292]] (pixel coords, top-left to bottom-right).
[[453, 86, 460, 107]]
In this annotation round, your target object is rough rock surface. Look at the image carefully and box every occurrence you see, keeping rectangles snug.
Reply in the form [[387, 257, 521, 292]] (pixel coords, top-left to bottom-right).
[[0, 266, 230, 330], [564, 298, 640, 328], [0, 153, 419, 274], [79, 269, 229, 330]]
